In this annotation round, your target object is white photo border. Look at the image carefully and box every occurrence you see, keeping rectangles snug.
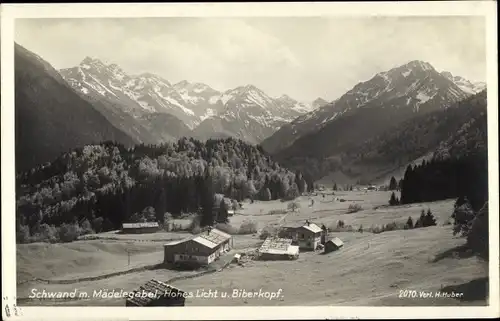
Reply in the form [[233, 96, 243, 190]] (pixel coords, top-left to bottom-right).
[[1, 1, 498, 320]]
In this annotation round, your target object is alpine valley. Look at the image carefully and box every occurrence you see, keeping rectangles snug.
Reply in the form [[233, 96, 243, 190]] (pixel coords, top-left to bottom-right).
[[15, 43, 486, 187]]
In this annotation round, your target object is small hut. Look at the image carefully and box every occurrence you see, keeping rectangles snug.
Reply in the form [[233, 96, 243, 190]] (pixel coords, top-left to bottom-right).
[[324, 237, 344, 253]]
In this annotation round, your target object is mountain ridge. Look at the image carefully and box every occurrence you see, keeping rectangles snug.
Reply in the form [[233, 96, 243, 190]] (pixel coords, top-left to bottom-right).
[[60, 57, 317, 144], [262, 60, 477, 155], [15, 44, 136, 172]]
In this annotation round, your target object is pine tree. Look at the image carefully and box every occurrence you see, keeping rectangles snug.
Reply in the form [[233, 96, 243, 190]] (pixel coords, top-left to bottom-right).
[[424, 209, 437, 227], [389, 176, 398, 190], [200, 170, 215, 227], [389, 192, 398, 206], [405, 216, 414, 229], [333, 183, 337, 191], [415, 210, 426, 228], [218, 199, 228, 223], [467, 202, 488, 260], [400, 164, 416, 204]]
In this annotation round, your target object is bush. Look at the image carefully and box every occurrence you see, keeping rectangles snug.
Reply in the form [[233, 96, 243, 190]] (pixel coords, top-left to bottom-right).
[[404, 216, 414, 229], [369, 224, 383, 234], [328, 221, 356, 233], [287, 201, 301, 212], [358, 225, 364, 233], [383, 222, 398, 232], [17, 224, 31, 244], [259, 225, 277, 240], [30, 223, 59, 243], [80, 219, 94, 235], [92, 217, 104, 233], [367, 221, 406, 234], [347, 203, 363, 213], [268, 209, 287, 215], [452, 202, 476, 236], [189, 216, 201, 234], [239, 220, 258, 235], [58, 223, 82, 243], [215, 223, 238, 235]]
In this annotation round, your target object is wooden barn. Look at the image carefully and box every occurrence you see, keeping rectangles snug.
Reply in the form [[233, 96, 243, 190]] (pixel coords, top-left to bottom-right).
[[121, 222, 159, 234], [126, 279, 186, 307], [163, 227, 233, 267], [280, 221, 322, 251], [258, 237, 299, 260], [324, 237, 344, 253]]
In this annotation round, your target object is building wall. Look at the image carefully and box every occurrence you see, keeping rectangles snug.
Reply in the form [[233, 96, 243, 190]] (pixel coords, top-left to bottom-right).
[[279, 228, 299, 243], [174, 253, 212, 265], [296, 229, 321, 250], [164, 239, 231, 265], [260, 253, 291, 261], [324, 243, 340, 253], [122, 226, 159, 234]]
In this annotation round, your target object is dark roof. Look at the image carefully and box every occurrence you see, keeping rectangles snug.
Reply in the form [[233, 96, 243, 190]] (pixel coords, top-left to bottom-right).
[[126, 279, 184, 306]]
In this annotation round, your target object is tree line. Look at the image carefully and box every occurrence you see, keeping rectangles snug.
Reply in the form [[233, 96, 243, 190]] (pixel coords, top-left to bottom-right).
[[398, 152, 487, 212]]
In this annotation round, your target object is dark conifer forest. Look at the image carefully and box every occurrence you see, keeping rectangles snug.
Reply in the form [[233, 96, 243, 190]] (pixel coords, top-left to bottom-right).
[[399, 152, 488, 212], [16, 137, 310, 243]]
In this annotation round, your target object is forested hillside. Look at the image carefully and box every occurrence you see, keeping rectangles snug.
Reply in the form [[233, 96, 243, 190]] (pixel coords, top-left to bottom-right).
[[16, 138, 310, 243], [346, 90, 487, 167], [280, 90, 487, 182]]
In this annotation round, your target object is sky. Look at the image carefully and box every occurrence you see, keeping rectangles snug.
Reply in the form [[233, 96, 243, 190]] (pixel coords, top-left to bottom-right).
[[15, 16, 486, 102]]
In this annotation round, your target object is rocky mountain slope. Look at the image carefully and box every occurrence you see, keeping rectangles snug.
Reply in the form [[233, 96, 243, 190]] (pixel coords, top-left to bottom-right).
[[60, 59, 317, 144], [191, 85, 315, 144], [265, 60, 474, 156], [268, 60, 485, 182], [15, 44, 136, 172]]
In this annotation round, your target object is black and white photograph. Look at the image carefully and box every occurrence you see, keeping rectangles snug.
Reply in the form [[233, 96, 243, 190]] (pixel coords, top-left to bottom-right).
[[1, 2, 498, 320]]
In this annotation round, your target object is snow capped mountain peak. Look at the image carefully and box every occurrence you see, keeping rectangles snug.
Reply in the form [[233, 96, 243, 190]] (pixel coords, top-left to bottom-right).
[[173, 80, 190, 89], [405, 60, 435, 71], [80, 56, 98, 65], [79, 56, 107, 69], [277, 94, 296, 103], [312, 97, 328, 109], [62, 58, 329, 143], [440, 71, 486, 95]]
